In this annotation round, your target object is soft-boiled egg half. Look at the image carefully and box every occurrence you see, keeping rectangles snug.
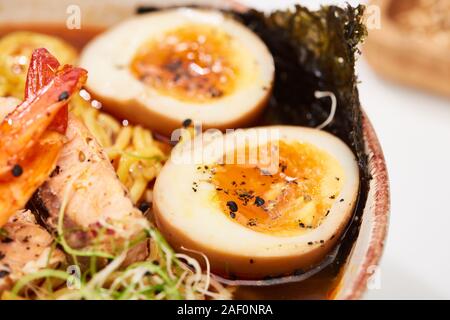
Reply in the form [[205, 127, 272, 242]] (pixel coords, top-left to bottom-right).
[[79, 8, 274, 136], [153, 126, 359, 279]]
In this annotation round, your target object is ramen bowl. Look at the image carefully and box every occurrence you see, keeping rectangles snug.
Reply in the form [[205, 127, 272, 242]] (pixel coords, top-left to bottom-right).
[[0, 0, 390, 300]]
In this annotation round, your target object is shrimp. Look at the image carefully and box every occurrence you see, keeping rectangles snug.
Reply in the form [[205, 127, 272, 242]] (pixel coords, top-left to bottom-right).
[[0, 48, 87, 227]]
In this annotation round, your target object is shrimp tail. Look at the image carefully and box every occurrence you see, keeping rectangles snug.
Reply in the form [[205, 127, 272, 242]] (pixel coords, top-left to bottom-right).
[[26, 48, 69, 134], [25, 48, 61, 100]]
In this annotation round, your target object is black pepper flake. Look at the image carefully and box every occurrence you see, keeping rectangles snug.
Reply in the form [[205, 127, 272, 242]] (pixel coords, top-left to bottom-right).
[[1, 237, 13, 244], [226, 201, 238, 212], [340, 199, 344, 202], [254, 196, 265, 207], [182, 118, 192, 128], [307, 241, 313, 245], [58, 91, 69, 101], [229, 212, 236, 219], [11, 164, 23, 177], [0, 270, 10, 279], [236, 190, 254, 205], [138, 201, 150, 213], [50, 165, 61, 177], [329, 195, 336, 199], [299, 222, 305, 228]]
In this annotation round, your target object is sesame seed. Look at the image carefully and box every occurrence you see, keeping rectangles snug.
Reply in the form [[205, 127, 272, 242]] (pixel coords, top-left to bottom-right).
[[227, 201, 238, 212], [254, 196, 265, 207], [0, 270, 10, 279], [78, 151, 86, 162], [138, 201, 150, 213], [58, 91, 69, 101], [182, 119, 192, 128], [11, 164, 23, 177]]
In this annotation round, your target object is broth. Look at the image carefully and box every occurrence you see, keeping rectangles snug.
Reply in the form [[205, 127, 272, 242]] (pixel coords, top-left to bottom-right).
[[0, 23, 350, 300]]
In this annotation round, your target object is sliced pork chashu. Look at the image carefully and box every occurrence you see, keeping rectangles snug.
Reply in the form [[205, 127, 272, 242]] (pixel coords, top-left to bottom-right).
[[0, 210, 65, 293], [34, 114, 149, 260]]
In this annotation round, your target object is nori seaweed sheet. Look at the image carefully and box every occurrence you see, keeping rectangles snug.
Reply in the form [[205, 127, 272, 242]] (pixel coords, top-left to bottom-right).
[[136, 4, 370, 279]]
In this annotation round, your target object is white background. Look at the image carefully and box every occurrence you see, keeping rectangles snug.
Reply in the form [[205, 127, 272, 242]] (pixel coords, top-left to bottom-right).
[[242, 0, 450, 299]]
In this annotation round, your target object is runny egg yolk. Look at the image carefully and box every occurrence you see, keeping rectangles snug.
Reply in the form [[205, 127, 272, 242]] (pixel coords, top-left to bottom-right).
[[130, 24, 239, 103], [210, 141, 345, 237]]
